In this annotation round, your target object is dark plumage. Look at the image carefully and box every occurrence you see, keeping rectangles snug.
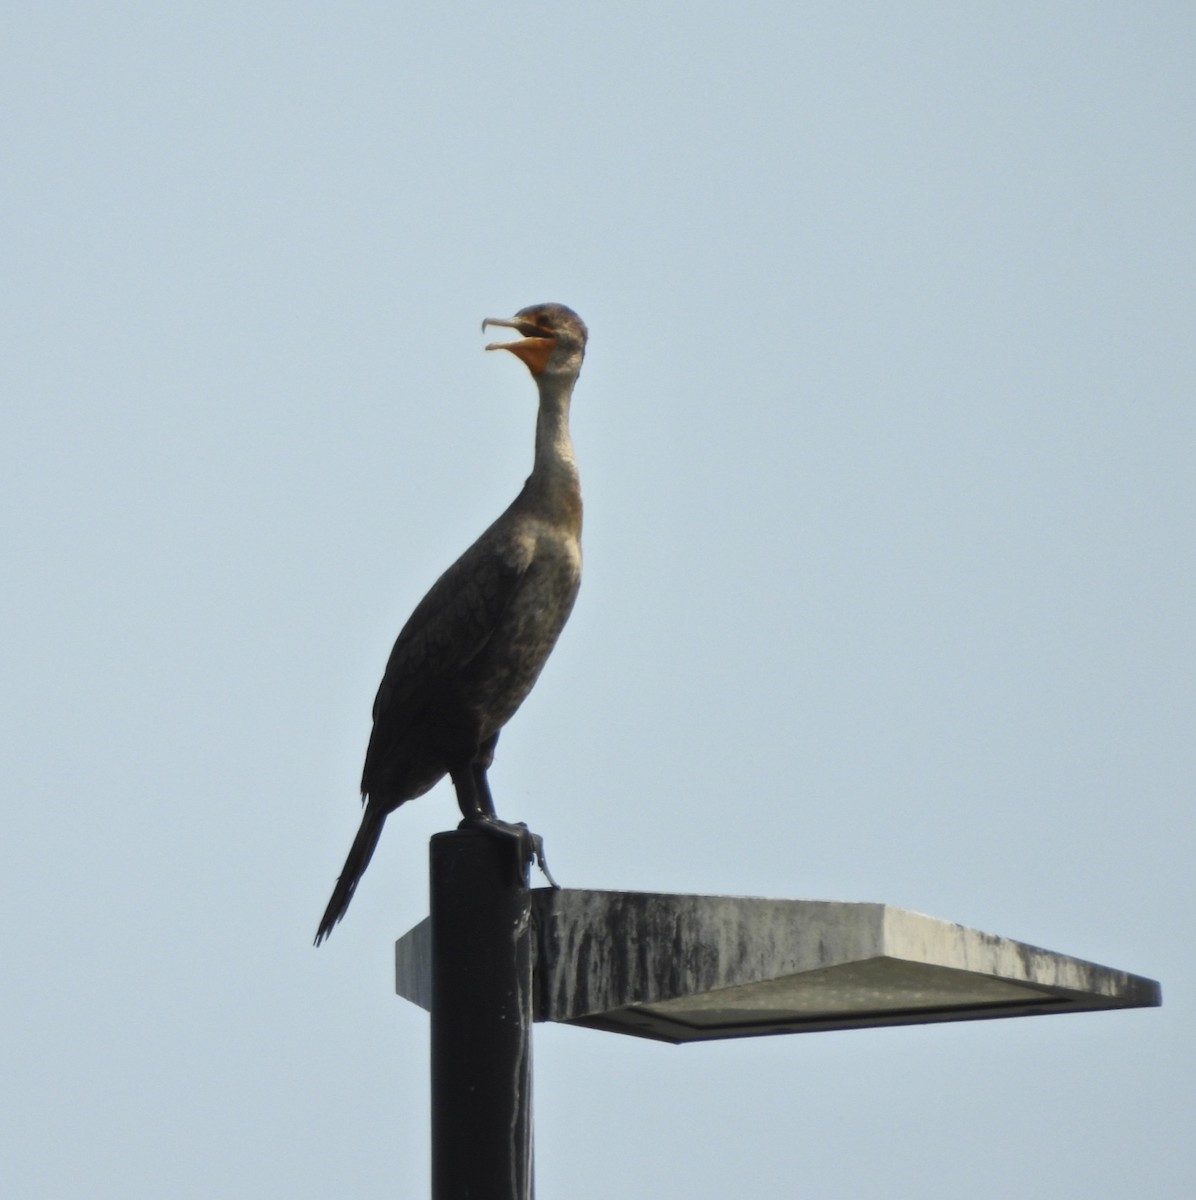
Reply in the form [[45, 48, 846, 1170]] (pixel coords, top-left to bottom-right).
[[315, 303, 588, 944]]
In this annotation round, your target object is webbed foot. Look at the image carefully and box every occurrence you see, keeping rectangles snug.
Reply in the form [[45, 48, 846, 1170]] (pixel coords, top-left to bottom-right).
[[459, 814, 560, 888]]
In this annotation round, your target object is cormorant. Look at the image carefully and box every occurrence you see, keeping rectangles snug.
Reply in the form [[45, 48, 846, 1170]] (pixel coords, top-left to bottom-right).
[[315, 303, 588, 944]]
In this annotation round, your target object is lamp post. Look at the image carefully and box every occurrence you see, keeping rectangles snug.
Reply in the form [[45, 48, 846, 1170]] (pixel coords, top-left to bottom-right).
[[398, 836, 1161, 1198], [427, 829, 534, 1200]]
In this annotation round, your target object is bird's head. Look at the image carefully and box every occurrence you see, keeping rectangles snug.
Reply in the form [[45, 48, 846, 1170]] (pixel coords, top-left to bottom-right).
[[482, 303, 588, 382]]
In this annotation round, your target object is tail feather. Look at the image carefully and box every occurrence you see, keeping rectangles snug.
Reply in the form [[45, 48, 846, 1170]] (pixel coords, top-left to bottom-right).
[[315, 808, 388, 945]]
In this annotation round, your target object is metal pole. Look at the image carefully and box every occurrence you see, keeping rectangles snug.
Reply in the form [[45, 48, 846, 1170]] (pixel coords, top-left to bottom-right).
[[430, 828, 534, 1200]]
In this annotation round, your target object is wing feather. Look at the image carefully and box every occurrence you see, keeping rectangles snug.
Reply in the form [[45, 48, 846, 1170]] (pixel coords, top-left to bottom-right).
[[361, 525, 533, 792]]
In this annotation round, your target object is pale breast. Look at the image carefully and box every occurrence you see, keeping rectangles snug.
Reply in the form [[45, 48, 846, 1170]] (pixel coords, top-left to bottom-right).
[[467, 522, 581, 732]]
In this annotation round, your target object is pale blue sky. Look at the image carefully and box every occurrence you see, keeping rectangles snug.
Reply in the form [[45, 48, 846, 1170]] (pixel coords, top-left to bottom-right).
[[3, 4, 1193, 1197]]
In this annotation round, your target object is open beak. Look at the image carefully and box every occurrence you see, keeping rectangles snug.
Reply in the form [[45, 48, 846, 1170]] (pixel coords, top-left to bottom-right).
[[482, 316, 556, 376]]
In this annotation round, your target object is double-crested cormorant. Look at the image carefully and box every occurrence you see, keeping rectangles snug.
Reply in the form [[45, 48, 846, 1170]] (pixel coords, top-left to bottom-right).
[[315, 303, 588, 945]]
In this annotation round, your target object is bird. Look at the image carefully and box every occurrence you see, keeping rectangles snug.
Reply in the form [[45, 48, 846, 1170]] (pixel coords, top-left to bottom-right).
[[315, 303, 588, 945]]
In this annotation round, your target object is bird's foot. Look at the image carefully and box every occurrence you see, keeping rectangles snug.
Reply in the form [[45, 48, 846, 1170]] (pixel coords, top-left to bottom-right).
[[459, 814, 560, 888]]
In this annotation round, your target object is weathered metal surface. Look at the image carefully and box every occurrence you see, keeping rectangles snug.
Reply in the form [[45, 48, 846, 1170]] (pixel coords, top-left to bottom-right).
[[394, 916, 430, 1011], [530, 890, 1160, 1043], [531, 891, 886, 1022], [397, 887, 1160, 1045]]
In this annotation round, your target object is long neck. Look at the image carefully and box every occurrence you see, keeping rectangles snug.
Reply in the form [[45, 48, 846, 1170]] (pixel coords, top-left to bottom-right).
[[522, 374, 581, 534]]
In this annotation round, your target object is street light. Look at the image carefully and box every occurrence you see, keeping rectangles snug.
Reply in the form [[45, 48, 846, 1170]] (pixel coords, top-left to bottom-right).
[[395, 830, 1159, 1198]]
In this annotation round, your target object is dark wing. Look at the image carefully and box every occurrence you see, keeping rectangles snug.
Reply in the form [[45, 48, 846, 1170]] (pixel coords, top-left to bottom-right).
[[361, 527, 533, 787]]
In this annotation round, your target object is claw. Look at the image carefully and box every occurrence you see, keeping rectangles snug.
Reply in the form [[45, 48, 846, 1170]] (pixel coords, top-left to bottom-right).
[[526, 830, 560, 888]]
